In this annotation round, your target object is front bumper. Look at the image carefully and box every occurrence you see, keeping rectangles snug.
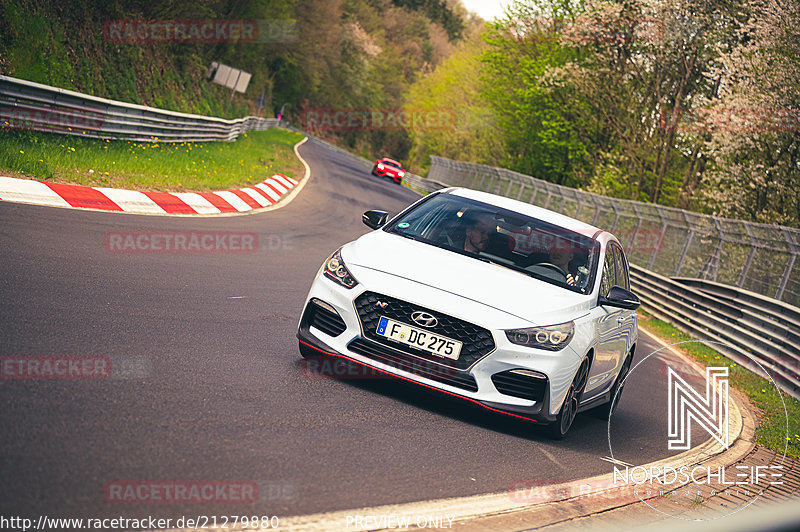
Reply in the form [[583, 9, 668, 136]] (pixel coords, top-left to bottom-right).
[[296, 269, 584, 423], [372, 168, 403, 182]]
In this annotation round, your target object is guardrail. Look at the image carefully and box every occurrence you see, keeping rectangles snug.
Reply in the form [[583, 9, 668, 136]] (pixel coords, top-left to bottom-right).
[[630, 264, 800, 399], [400, 173, 448, 194], [0, 75, 279, 143]]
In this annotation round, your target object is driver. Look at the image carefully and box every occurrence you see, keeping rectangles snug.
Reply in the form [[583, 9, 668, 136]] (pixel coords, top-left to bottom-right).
[[549, 238, 576, 286], [463, 211, 495, 253]]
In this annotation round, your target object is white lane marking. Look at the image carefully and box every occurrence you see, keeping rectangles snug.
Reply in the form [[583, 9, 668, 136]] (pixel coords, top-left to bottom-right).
[[254, 183, 281, 202], [241, 187, 272, 207], [539, 447, 562, 468], [172, 192, 221, 214], [0, 176, 71, 207], [601, 456, 634, 467], [214, 191, 252, 212], [93, 187, 167, 214]]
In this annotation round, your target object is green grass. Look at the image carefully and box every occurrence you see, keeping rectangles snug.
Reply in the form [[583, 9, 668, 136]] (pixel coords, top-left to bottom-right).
[[0, 128, 305, 192], [640, 312, 800, 459]]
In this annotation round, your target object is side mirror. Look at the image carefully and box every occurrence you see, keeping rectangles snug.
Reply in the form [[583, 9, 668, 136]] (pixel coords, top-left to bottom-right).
[[599, 286, 641, 310], [362, 210, 389, 229]]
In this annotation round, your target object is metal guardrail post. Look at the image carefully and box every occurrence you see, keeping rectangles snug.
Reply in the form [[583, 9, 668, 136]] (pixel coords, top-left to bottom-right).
[[777, 227, 798, 301], [737, 224, 757, 288], [673, 229, 695, 277]]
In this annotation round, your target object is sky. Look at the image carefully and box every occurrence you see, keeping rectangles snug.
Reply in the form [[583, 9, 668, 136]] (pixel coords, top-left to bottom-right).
[[460, 0, 510, 21]]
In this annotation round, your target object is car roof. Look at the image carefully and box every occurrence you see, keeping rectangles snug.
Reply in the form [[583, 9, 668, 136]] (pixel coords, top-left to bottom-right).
[[444, 187, 605, 238], [380, 158, 401, 165]]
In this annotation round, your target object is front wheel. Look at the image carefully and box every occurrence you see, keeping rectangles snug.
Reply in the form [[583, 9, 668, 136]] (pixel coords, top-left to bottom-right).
[[547, 359, 589, 439]]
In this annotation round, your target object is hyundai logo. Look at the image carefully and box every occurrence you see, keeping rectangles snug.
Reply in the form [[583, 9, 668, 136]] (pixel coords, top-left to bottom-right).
[[411, 311, 438, 328]]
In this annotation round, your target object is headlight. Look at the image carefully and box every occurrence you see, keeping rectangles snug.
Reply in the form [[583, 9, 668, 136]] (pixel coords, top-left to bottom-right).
[[398, 170, 405, 177], [322, 248, 358, 289], [377, 163, 384, 169], [505, 321, 575, 351]]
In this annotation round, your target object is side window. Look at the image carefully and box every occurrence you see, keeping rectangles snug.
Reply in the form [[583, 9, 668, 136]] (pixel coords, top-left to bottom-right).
[[613, 243, 630, 290], [600, 246, 615, 297]]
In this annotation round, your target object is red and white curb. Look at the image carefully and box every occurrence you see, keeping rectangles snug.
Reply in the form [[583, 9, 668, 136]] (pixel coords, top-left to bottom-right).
[[0, 173, 299, 215], [0, 136, 312, 216]]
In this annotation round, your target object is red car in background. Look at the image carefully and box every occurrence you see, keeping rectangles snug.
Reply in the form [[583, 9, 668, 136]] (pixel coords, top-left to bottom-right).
[[371, 157, 405, 184]]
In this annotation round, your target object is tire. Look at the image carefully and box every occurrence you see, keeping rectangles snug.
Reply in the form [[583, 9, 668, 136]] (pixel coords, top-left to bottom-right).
[[547, 359, 589, 439], [591, 353, 632, 420]]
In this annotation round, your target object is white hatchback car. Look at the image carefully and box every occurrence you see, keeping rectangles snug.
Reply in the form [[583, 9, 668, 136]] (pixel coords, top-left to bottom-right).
[[297, 187, 640, 438]]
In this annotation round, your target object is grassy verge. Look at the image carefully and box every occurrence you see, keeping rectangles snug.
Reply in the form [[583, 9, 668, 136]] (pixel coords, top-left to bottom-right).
[[639, 311, 800, 459], [0, 128, 305, 192]]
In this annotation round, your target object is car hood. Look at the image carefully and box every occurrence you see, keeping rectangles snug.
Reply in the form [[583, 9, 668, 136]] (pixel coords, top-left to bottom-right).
[[344, 230, 593, 325]]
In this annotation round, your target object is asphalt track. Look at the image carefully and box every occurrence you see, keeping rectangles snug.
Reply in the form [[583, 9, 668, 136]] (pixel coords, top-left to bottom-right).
[[0, 139, 693, 522]]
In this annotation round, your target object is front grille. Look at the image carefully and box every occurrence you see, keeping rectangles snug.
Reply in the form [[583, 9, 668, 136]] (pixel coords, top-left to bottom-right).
[[303, 300, 347, 337], [354, 291, 495, 371], [491, 370, 548, 402], [348, 338, 478, 392]]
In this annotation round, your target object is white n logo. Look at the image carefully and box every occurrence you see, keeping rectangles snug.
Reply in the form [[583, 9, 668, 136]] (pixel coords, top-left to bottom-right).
[[667, 366, 729, 450]]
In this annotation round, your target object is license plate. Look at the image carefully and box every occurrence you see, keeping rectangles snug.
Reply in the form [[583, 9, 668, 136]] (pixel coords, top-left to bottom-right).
[[376, 316, 462, 360]]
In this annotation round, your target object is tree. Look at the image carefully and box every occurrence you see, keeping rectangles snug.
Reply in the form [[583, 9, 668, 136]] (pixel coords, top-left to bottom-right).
[[700, 0, 800, 226]]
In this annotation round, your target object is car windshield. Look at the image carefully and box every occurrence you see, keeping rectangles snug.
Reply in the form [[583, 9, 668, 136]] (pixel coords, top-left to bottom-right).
[[385, 193, 600, 293], [382, 160, 401, 169]]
